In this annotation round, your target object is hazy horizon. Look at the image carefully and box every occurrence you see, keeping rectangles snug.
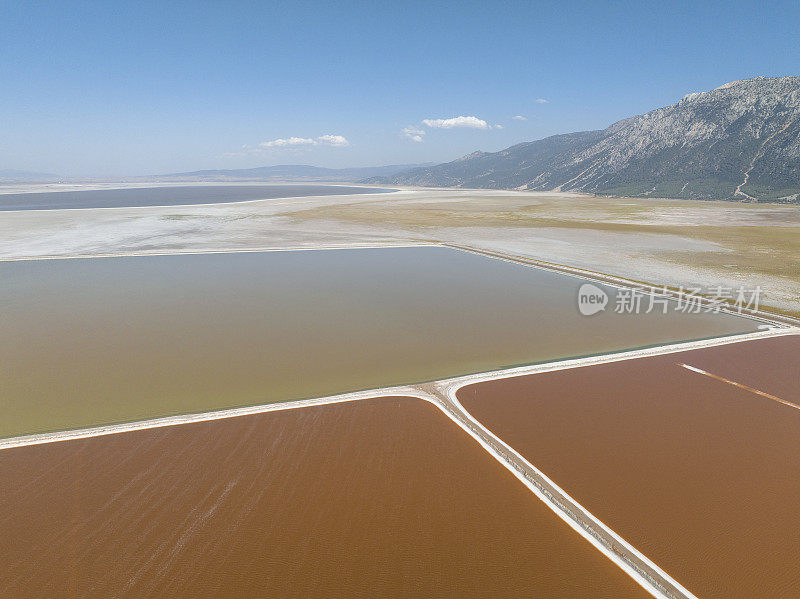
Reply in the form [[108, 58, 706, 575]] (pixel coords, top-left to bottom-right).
[[3, 1, 799, 177]]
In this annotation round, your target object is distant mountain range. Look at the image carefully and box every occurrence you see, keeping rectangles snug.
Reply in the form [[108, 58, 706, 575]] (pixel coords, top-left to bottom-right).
[[152, 163, 434, 183], [370, 76, 800, 203], [0, 169, 62, 182], [0, 164, 433, 185]]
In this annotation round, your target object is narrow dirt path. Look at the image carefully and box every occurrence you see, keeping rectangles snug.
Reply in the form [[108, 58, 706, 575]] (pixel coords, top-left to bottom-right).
[[735, 119, 794, 200]]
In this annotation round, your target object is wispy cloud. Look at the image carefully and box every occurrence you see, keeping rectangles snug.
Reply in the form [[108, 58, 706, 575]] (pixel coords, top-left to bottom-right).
[[421, 115, 489, 130], [401, 126, 426, 143], [315, 134, 349, 146], [512, 115, 527, 121], [400, 115, 494, 142], [536, 98, 548, 104], [258, 137, 315, 148], [225, 134, 350, 157], [258, 134, 349, 148]]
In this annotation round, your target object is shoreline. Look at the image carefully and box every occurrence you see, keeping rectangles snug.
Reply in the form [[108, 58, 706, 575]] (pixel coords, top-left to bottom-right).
[[2, 186, 797, 315], [0, 180, 400, 195], [0, 183, 399, 212]]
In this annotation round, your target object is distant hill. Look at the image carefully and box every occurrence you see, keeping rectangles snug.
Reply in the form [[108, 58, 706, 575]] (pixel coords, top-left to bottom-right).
[[155, 163, 434, 183], [371, 76, 800, 202], [0, 169, 61, 182]]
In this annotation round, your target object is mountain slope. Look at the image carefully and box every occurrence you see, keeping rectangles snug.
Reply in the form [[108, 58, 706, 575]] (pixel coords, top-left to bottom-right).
[[373, 76, 800, 202]]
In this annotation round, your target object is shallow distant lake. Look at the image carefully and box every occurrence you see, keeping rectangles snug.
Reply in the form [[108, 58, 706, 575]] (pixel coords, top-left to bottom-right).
[[0, 184, 393, 211], [0, 246, 758, 438]]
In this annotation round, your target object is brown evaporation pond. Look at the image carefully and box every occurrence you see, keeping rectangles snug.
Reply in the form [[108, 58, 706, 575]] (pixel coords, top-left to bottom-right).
[[0, 247, 758, 438], [0, 397, 644, 598], [458, 335, 800, 598]]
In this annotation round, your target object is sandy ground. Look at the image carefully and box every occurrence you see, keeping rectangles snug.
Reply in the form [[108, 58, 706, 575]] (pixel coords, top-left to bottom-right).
[[1, 184, 798, 314]]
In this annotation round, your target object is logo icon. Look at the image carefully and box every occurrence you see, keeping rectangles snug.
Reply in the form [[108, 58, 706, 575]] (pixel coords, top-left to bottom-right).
[[578, 283, 608, 316]]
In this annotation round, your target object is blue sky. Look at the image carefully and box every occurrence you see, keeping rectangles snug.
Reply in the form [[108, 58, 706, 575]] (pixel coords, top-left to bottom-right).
[[1, 0, 798, 176]]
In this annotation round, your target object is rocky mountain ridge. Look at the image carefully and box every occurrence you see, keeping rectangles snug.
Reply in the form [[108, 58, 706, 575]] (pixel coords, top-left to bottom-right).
[[371, 76, 800, 202]]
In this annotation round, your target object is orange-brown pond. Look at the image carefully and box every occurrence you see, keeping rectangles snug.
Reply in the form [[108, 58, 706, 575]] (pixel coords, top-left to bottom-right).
[[458, 335, 800, 598], [0, 397, 645, 598], [0, 247, 758, 438]]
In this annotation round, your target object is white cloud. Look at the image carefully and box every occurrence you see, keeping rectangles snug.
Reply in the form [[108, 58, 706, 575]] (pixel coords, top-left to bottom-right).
[[401, 126, 426, 142], [259, 137, 315, 148], [536, 98, 548, 104], [315, 134, 349, 147], [401, 115, 497, 142], [258, 134, 349, 149], [421, 115, 489, 130], [512, 115, 527, 121]]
